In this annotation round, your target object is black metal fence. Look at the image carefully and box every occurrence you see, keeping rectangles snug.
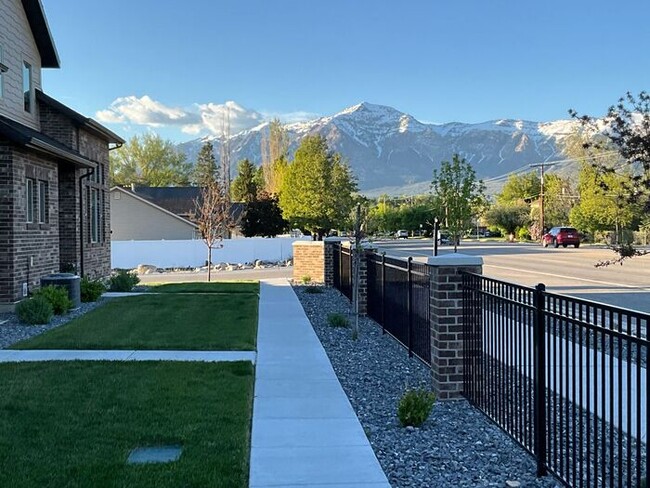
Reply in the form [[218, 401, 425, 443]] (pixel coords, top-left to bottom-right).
[[332, 243, 352, 301], [332, 243, 431, 364], [462, 272, 649, 488]]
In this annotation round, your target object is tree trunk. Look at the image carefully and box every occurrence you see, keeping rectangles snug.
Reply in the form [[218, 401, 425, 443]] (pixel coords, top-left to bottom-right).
[[207, 247, 212, 282]]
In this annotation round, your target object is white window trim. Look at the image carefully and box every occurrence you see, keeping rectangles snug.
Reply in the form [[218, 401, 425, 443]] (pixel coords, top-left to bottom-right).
[[23, 60, 32, 113]]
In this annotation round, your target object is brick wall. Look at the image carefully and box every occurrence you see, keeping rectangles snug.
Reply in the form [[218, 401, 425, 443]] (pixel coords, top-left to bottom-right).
[[0, 143, 15, 303], [428, 255, 483, 400], [40, 104, 77, 150], [292, 241, 325, 283], [0, 146, 60, 303]]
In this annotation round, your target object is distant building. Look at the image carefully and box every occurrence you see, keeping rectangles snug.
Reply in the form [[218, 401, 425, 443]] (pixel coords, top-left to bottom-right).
[[110, 185, 245, 241], [0, 0, 124, 309]]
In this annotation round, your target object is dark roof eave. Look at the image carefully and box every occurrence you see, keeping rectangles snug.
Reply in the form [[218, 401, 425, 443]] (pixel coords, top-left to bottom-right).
[[36, 90, 125, 144], [21, 0, 60, 68], [27, 138, 96, 169]]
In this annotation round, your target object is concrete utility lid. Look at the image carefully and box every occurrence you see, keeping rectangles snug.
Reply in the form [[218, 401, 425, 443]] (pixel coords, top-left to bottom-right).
[[127, 445, 182, 464]]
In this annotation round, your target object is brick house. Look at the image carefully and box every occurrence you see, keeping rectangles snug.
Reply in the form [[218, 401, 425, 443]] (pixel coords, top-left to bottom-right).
[[0, 0, 124, 309]]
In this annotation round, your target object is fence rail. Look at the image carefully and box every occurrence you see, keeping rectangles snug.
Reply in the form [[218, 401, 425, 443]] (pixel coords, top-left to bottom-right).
[[333, 244, 431, 364], [462, 271, 650, 488]]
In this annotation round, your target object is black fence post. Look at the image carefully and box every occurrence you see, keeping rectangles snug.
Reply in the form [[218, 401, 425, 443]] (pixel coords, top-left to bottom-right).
[[433, 218, 440, 256], [533, 282, 548, 477], [340, 243, 344, 289], [407, 257, 413, 358], [381, 252, 386, 334]]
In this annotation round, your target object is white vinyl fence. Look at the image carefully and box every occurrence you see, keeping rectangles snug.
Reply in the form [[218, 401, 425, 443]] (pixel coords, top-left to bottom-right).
[[111, 236, 311, 269]]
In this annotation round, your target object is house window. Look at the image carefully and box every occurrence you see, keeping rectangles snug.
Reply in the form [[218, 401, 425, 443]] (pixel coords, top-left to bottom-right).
[[26, 178, 35, 222], [23, 61, 32, 112], [38, 181, 47, 223]]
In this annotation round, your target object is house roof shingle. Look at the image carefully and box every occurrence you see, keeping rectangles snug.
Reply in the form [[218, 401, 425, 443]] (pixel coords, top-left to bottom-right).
[[36, 91, 124, 144], [0, 113, 95, 168], [21, 0, 60, 68], [127, 186, 246, 222]]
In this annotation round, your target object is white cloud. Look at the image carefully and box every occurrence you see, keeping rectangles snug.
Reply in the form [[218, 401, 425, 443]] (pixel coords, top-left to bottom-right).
[[197, 101, 264, 136], [96, 95, 201, 128], [96, 96, 320, 137]]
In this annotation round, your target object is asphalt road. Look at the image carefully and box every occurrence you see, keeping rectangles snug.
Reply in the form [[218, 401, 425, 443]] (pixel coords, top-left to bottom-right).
[[373, 239, 650, 314]]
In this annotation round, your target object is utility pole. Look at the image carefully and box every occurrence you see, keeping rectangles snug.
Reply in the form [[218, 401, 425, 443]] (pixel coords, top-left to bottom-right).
[[530, 161, 557, 240]]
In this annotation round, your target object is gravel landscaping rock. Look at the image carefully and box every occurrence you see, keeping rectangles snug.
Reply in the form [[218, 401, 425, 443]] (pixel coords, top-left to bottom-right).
[[294, 284, 562, 488], [0, 299, 108, 349]]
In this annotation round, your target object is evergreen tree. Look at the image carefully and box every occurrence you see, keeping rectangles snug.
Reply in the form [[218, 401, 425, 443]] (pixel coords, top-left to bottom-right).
[[231, 159, 259, 203], [192, 141, 218, 187]]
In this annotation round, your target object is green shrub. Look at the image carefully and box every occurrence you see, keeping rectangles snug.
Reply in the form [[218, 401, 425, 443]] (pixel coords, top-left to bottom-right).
[[397, 388, 436, 427], [516, 227, 531, 241], [304, 286, 323, 294], [81, 277, 106, 302], [327, 313, 349, 328], [301, 275, 312, 284], [33, 285, 72, 315], [109, 270, 140, 292], [16, 296, 53, 325]]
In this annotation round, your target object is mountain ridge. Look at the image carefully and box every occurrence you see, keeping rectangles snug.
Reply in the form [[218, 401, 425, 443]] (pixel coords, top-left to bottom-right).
[[177, 102, 579, 195]]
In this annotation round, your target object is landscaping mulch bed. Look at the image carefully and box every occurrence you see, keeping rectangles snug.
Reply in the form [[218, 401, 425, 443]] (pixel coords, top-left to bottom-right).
[[294, 284, 561, 488]]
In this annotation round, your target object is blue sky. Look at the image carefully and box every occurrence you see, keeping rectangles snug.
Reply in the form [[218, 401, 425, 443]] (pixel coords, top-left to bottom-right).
[[41, 0, 650, 142]]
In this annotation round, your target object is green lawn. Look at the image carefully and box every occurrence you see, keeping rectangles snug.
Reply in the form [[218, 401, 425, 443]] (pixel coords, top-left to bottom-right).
[[13, 293, 258, 350], [0, 361, 253, 488], [149, 281, 259, 294]]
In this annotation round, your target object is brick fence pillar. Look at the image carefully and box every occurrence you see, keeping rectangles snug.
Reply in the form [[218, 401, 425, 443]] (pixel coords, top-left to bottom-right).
[[292, 241, 325, 283], [323, 238, 338, 287], [427, 254, 483, 400]]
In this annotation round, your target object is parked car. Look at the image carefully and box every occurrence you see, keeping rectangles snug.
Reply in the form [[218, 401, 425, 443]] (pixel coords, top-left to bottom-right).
[[395, 230, 408, 239], [542, 227, 581, 248]]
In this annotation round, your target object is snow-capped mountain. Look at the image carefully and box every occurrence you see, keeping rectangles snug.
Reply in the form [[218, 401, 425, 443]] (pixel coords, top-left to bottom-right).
[[177, 102, 579, 194]]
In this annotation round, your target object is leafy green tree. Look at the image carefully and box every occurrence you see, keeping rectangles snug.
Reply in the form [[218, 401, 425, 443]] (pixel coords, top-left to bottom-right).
[[485, 201, 530, 239], [279, 135, 357, 239], [570, 91, 650, 263], [241, 194, 287, 237], [562, 132, 638, 239], [431, 154, 485, 251], [231, 159, 259, 203], [192, 141, 218, 187], [497, 172, 540, 204], [110, 133, 191, 187], [541, 174, 575, 228]]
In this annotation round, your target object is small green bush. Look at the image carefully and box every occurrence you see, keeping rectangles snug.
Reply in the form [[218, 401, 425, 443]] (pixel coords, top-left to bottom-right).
[[397, 388, 436, 427], [301, 275, 312, 284], [327, 313, 349, 328], [33, 285, 72, 315], [109, 270, 140, 292], [304, 286, 323, 294], [16, 296, 53, 325], [81, 276, 106, 302]]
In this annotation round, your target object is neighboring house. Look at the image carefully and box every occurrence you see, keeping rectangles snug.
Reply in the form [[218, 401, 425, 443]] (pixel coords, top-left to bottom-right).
[[0, 0, 124, 309], [110, 186, 198, 241], [110, 185, 245, 240]]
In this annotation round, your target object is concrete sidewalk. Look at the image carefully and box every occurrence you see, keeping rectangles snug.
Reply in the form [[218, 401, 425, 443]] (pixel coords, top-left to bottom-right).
[[249, 279, 390, 487]]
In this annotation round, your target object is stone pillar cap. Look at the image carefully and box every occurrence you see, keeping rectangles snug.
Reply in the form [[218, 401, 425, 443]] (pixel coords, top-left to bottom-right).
[[426, 253, 483, 266]]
